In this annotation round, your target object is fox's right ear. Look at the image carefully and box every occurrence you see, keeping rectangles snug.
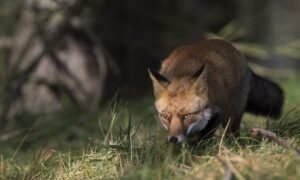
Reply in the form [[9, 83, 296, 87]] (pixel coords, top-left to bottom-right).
[[148, 69, 170, 96], [191, 63, 208, 93]]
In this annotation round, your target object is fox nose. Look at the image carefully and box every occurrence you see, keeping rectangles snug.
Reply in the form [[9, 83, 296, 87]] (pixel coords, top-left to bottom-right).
[[169, 136, 178, 143]]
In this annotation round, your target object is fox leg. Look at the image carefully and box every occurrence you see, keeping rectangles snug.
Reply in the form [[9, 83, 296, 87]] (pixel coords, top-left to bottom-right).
[[222, 103, 244, 136], [227, 111, 243, 136], [224, 74, 250, 136]]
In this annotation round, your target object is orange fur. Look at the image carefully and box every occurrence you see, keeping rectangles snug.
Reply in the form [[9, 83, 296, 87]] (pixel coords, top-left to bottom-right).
[[149, 39, 283, 145]]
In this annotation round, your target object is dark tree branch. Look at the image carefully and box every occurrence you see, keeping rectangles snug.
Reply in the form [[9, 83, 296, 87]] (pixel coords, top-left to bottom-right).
[[0, 0, 87, 130]]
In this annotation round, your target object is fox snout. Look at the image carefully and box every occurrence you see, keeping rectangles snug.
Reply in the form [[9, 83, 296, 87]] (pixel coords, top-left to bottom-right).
[[167, 115, 186, 144], [168, 134, 186, 144], [167, 114, 212, 144]]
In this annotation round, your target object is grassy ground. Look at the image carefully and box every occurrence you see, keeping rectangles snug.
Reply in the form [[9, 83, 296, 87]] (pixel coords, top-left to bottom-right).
[[0, 73, 300, 179]]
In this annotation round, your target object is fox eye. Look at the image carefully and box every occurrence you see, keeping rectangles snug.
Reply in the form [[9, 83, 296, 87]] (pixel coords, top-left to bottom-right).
[[160, 113, 171, 121], [203, 104, 209, 109], [181, 114, 191, 121]]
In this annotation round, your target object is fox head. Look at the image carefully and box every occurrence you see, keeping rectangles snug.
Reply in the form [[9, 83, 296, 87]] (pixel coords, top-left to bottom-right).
[[149, 64, 215, 144]]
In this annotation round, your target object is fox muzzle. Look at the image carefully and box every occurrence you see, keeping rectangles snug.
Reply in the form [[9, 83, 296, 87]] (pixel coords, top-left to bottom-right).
[[168, 134, 186, 144]]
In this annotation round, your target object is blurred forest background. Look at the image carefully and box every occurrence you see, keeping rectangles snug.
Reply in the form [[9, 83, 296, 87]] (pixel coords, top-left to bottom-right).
[[0, 0, 300, 139]]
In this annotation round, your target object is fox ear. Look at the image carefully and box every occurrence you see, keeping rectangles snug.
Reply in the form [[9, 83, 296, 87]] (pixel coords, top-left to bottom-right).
[[192, 63, 206, 80], [191, 64, 207, 93], [148, 69, 170, 96]]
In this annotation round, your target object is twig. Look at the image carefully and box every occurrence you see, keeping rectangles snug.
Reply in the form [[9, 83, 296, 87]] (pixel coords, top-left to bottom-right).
[[219, 118, 231, 153], [250, 128, 300, 155], [0, 49, 46, 129], [216, 156, 236, 180], [36, 79, 79, 105], [47, 50, 88, 96], [9, 32, 36, 75], [223, 166, 234, 180], [91, 45, 107, 109], [217, 146, 245, 180]]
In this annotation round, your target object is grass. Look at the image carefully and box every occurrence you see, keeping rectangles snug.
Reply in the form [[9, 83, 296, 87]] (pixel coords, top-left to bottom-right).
[[0, 74, 300, 179]]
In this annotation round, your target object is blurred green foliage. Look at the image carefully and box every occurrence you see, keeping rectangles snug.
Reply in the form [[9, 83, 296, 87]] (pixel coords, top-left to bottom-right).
[[206, 21, 300, 61]]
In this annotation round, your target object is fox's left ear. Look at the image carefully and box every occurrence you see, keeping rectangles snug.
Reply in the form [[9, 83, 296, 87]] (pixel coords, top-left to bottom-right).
[[148, 69, 170, 97], [191, 63, 208, 93]]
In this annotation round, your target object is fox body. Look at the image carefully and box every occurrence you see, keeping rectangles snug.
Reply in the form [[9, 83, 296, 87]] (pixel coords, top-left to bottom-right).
[[149, 39, 283, 144]]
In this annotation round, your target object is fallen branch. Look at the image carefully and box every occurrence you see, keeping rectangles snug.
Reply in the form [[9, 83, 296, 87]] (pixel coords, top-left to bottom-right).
[[250, 128, 300, 155]]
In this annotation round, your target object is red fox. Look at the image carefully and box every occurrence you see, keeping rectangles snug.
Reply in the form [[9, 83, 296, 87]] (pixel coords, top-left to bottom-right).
[[149, 39, 284, 145]]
